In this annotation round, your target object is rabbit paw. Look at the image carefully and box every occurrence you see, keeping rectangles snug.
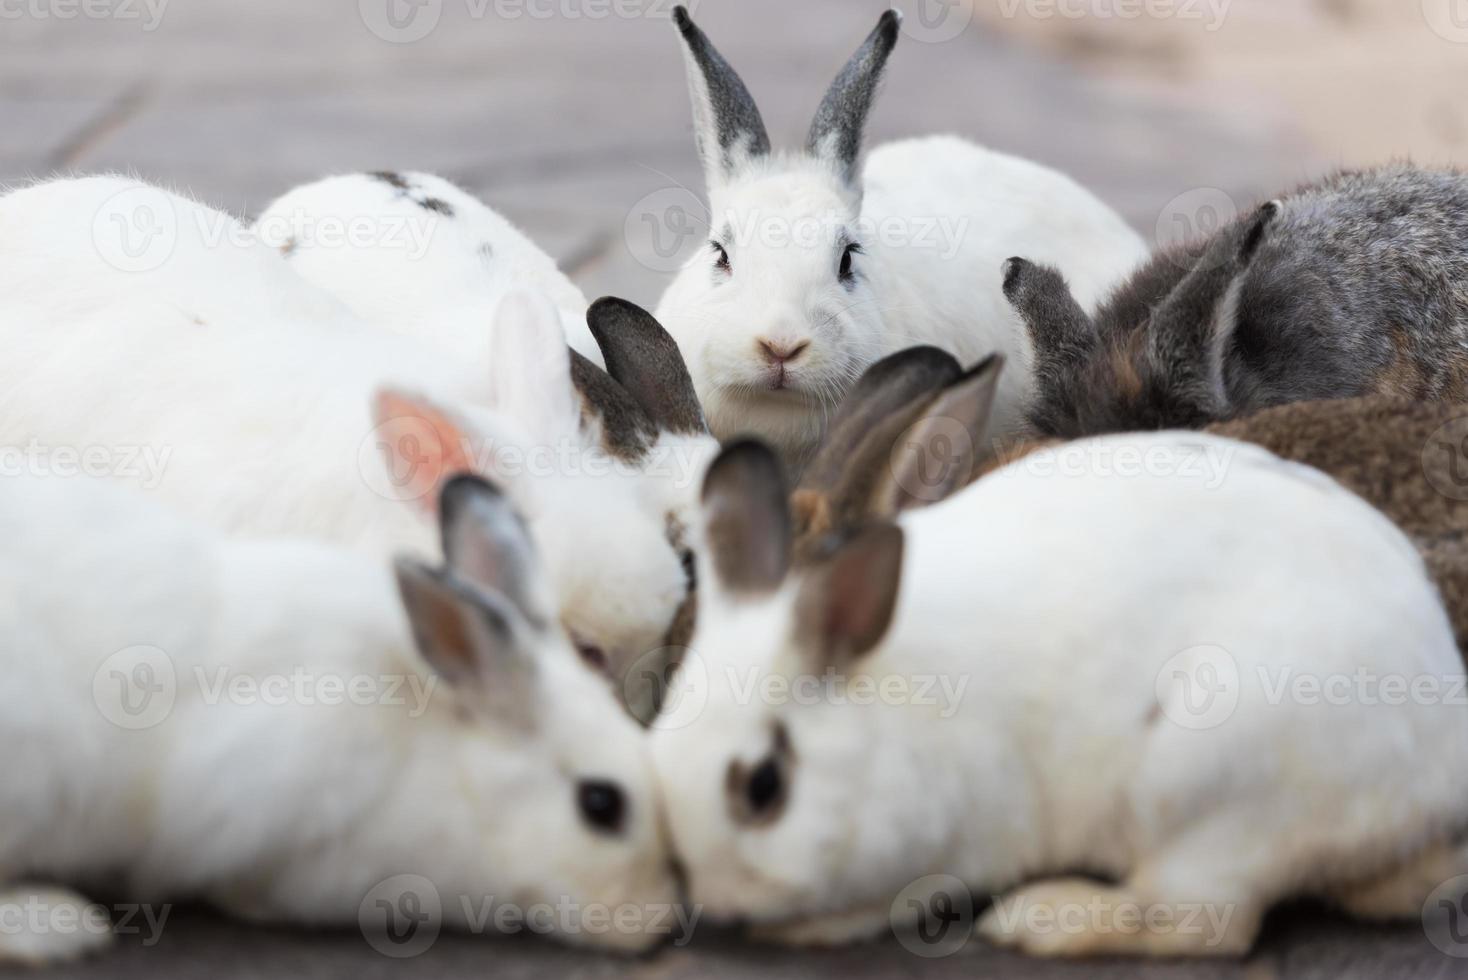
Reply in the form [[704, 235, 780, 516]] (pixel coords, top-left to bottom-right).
[[978, 878, 1251, 958], [0, 886, 115, 966]]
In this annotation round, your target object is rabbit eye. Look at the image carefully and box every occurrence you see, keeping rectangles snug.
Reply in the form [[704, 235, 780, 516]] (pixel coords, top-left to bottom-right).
[[839, 242, 862, 283], [726, 723, 792, 825], [577, 780, 626, 835], [575, 641, 609, 674], [711, 241, 732, 275]]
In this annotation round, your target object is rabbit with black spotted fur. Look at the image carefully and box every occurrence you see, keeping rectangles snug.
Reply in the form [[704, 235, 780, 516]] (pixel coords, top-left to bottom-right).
[[1006, 166, 1468, 438]]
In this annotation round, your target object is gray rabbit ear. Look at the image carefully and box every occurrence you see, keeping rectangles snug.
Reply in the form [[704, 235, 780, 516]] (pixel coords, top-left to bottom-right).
[[807, 9, 901, 186], [673, 5, 771, 188], [569, 350, 658, 462], [1146, 200, 1283, 415], [794, 522, 904, 672], [587, 297, 707, 436], [394, 559, 536, 732], [437, 475, 550, 628], [701, 440, 792, 596]]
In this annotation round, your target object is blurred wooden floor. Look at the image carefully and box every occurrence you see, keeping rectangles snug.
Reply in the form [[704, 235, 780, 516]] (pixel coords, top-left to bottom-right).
[[0, 0, 1454, 976]]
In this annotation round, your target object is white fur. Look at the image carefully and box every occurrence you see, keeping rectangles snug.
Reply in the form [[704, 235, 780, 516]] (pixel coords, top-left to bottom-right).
[[0, 476, 678, 963], [656, 136, 1148, 473], [655, 433, 1468, 955], [0, 176, 702, 685]]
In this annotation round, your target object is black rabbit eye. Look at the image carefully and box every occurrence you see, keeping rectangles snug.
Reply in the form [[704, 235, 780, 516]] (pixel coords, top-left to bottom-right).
[[577, 780, 626, 835], [726, 723, 792, 825], [575, 641, 609, 673], [746, 758, 782, 813], [711, 241, 731, 274], [839, 242, 862, 283]]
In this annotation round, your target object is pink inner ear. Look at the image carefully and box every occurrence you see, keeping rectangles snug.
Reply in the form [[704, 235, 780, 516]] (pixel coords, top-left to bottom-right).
[[374, 391, 477, 515]]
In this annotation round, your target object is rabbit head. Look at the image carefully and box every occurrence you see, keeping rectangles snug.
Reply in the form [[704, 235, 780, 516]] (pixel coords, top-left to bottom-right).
[[395, 476, 681, 950], [656, 7, 902, 470], [1006, 201, 1282, 437], [652, 441, 912, 927], [791, 346, 1004, 562], [374, 293, 717, 723]]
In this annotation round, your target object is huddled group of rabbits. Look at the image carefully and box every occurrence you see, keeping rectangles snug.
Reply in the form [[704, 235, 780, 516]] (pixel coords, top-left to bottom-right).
[[6, 4, 1468, 965]]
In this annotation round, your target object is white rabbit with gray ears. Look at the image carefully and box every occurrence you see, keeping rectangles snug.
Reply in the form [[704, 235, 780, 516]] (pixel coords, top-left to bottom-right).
[[654, 6, 1146, 477], [654, 430, 1468, 956]]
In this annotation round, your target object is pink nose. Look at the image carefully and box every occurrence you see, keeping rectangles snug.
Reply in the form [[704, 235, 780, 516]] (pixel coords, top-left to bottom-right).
[[757, 339, 811, 365]]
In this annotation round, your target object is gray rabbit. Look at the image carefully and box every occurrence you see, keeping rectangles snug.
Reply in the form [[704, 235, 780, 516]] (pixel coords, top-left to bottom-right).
[[1005, 165, 1468, 437]]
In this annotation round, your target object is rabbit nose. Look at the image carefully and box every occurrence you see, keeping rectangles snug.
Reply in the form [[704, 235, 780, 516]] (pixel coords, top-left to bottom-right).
[[756, 338, 811, 365]]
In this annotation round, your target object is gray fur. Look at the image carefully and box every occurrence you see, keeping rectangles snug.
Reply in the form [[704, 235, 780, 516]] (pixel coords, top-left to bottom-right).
[[1009, 166, 1468, 437], [672, 5, 770, 184], [701, 440, 792, 597], [586, 296, 708, 436], [438, 474, 546, 629], [807, 10, 901, 185], [569, 350, 658, 461]]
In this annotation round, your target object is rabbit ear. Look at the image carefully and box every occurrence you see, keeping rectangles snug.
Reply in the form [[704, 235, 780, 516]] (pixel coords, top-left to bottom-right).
[[569, 350, 658, 462], [373, 389, 481, 516], [1003, 258, 1096, 431], [801, 346, 962, 495], [807, 10, 901, 186], [437, 474, 551, 628], [394, 558, 537, 732], [490, 291, 582, 447], [794, 522, 904, 671], [1146, 201, 1282, 416], [872, 354, 1004, 514], [673, 5, 771, 188], [701, 440, 792, 597], [586, 297, 707, 436]]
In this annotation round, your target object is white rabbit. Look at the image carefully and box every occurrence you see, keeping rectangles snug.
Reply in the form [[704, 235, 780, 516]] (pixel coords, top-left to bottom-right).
[[652, 431, 1468, 957], [0, 473, 682, 966], [254, 170, 600, 365], [654, 7, 1148, 476], [0, 176, 713, 713]]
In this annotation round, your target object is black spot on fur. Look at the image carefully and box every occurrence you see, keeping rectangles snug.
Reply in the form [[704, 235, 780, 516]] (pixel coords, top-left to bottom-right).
[[419, 197, 455, 218], [370, 171, 411, 191]]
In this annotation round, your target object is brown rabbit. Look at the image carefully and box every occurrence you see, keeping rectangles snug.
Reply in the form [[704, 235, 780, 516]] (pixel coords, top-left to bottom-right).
[[1208, 397, 1468, 648]]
